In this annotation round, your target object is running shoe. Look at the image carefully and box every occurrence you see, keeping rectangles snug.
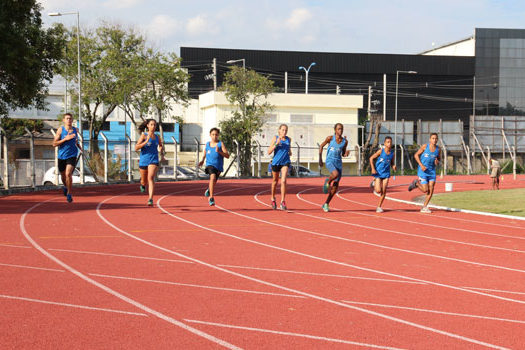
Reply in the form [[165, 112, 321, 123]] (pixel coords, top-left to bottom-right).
[[140, 185, 146, 193], [322, 203, 329, 212], [280, 201, 287, 210], [408, 179, 418, 192], [62, 186, 68, 196], [66, 194, 73, 203], [204, 188, 210, 197], [323, 178, 330, 194], [147, 198, 153, 206], [271, 200, 277, 210], [376, 207, 384, 213], [209, 197, 215, 206], [420, 206, 432, 213]]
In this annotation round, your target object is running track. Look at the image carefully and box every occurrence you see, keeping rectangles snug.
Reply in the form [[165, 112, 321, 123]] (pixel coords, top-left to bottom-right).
[[2, 175, 525, 349]]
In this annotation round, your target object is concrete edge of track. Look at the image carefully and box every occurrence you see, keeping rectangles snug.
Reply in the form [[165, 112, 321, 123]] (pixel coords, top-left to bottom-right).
[[376, 191, 525, 222]]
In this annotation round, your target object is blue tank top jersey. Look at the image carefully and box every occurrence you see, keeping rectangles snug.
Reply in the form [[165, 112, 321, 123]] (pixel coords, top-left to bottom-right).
[[419, 144, 439, 174], [205, 141, 224, 172], [139, 133, 160, 166], [325, 134, 347, 168], [271, 136, 291, 166], [375, 148, 394, 178], [58, 126, 78, 160]]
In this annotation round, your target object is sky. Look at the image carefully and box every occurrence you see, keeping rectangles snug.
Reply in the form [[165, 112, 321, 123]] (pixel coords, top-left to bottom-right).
[[39, 0, 525, 56]]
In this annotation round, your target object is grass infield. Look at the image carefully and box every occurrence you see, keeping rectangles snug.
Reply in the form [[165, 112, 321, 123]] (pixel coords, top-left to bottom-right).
[[431, 188, 525, 217]]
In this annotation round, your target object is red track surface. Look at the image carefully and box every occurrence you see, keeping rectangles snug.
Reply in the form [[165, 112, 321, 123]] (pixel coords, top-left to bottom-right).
[[2, 175, 525, 349]]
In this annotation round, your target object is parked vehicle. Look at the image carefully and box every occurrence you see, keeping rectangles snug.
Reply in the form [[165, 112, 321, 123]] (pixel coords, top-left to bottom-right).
[[179, 166, 207, 179], [157, 166, 193, 180], [42, 167, 96, 186], [267, 164, 320, 177]]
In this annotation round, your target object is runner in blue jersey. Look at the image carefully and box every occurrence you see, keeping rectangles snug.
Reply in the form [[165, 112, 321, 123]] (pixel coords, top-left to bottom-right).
[[199, 128, 230, 206], [369, 136, 396, 213], [408, 133, 441, 213], [267, 124, 292, 210], [318, 123, 350, 212], [52, 113, 82, 203], [135, 119, 164, 206]]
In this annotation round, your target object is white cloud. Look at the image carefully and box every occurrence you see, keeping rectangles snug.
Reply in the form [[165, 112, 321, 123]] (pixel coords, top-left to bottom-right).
[[186, 14, 218, 36], [146, 15, 180, 40], [285, 8, 313, 31], [102, 0, 143, 9]]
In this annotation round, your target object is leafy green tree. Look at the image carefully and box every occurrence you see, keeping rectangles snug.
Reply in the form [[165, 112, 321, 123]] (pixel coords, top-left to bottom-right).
[[0, 117, 43, 140], [219, 67, 274, 176], [58, 23, 146, 154], [0, 0, 64, 117]]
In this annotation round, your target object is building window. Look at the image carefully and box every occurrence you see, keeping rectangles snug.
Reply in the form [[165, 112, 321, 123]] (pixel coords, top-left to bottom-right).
[[82, 121, 110, 131], [118, 121, 126, 126], [290, 114, 313, 124], [15, 149, 30, 159], [161, 123, 175, 132], [264, 114, 277, 123]]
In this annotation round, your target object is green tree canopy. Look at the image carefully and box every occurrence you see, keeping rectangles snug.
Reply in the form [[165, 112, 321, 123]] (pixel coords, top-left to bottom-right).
[[219, 67, 274, 176], [0, 0, 64, 118]]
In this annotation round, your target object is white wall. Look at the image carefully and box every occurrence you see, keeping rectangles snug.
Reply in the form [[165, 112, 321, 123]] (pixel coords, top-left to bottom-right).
[[421, 38, 475, 56]]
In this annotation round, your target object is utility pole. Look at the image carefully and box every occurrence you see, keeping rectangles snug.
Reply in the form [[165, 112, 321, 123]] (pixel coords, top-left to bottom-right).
[[212, 58, 217, 91], [284, 71, 288, 93], [383, 74, 387, 121], [368, 86, 372, 118], [336, 85, 340, 95]]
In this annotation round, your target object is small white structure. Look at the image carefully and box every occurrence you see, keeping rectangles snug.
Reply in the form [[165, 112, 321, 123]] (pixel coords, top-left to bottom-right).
[[199, 91, 363, 172], [419, 36, 475, 56]]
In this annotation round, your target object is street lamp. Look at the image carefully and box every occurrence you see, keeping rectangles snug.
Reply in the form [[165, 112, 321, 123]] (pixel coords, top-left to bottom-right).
[[299, 62, 316, 94], [49, 11, 83, 182], [226, 59, 245, 69], [394, 70, 417, 167]]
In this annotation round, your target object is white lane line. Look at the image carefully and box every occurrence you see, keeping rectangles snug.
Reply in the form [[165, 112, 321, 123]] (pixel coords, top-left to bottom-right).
[[249, 189, 525, 273], [335, 189, 525, 242], [295, 189, 525, 255], [21, 196, 240, 350], [0, 243, 31, 249], [217, 264, 426, 285], [0, 262, 64, 273], [464, 287, 525, 296], [250, 190, 525, 284], [149, 191, 508, 349], [184, 319, 406, 350], [49, 248, 194, 264], [90, 273, 306, 299], [0, 294, 148, 317], [341, 300, 525, 325]]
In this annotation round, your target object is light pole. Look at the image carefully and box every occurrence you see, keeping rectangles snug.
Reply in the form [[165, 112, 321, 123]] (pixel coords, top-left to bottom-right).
[[299, 62, 316, 94], [226, 59, 245, 69], [394, 70, 417, 167], [49, 11, 83, 182]]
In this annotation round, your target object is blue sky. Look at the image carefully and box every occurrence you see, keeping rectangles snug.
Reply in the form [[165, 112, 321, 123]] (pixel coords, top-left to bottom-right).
[[40, 0, 525, 55]]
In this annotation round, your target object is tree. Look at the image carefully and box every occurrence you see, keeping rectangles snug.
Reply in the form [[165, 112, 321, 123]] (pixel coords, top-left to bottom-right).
[[58, 23, 146, 155], [0, 0, 64, 118], [219, 67, 274, 176], [120, 50, 189, 140], [0, 117, 43, 140]]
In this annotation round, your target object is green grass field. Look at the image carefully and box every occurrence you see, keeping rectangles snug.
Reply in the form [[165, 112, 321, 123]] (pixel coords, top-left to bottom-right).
[[431, 188, 525, 217]]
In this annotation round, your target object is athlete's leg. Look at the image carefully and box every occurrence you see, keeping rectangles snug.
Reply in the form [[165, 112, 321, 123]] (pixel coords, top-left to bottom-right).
[[377, 178, 390, 208], [373, 177, 382, 194], [423, 180, 435, 208], [280, 166, 288, 202], [325, 169, 340, 205], [209, 173, 217, 198], [271, 170, 279, 201], [147, 164, 158, 200], [139, 168, 148, 188], [65, 164, 74, 195]]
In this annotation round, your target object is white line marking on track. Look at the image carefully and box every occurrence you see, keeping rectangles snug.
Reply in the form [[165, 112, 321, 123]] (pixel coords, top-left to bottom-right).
[[246, 190, 525, 300], [0, 262, 64, 272], [295, 188, 525, 255], [217, 264, 426, 285], [184, 319, 406, 349], [463, 287, 525, 296], [0, 294, 148, 317], [48, 248, 194, 264], [21, 195, 240, 350], [335, 188, 525, 241], [341, 300, 525, 325], [142, 189, 509, 349], [90, 273, 306, 299], [0, 243, 31, 249]]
